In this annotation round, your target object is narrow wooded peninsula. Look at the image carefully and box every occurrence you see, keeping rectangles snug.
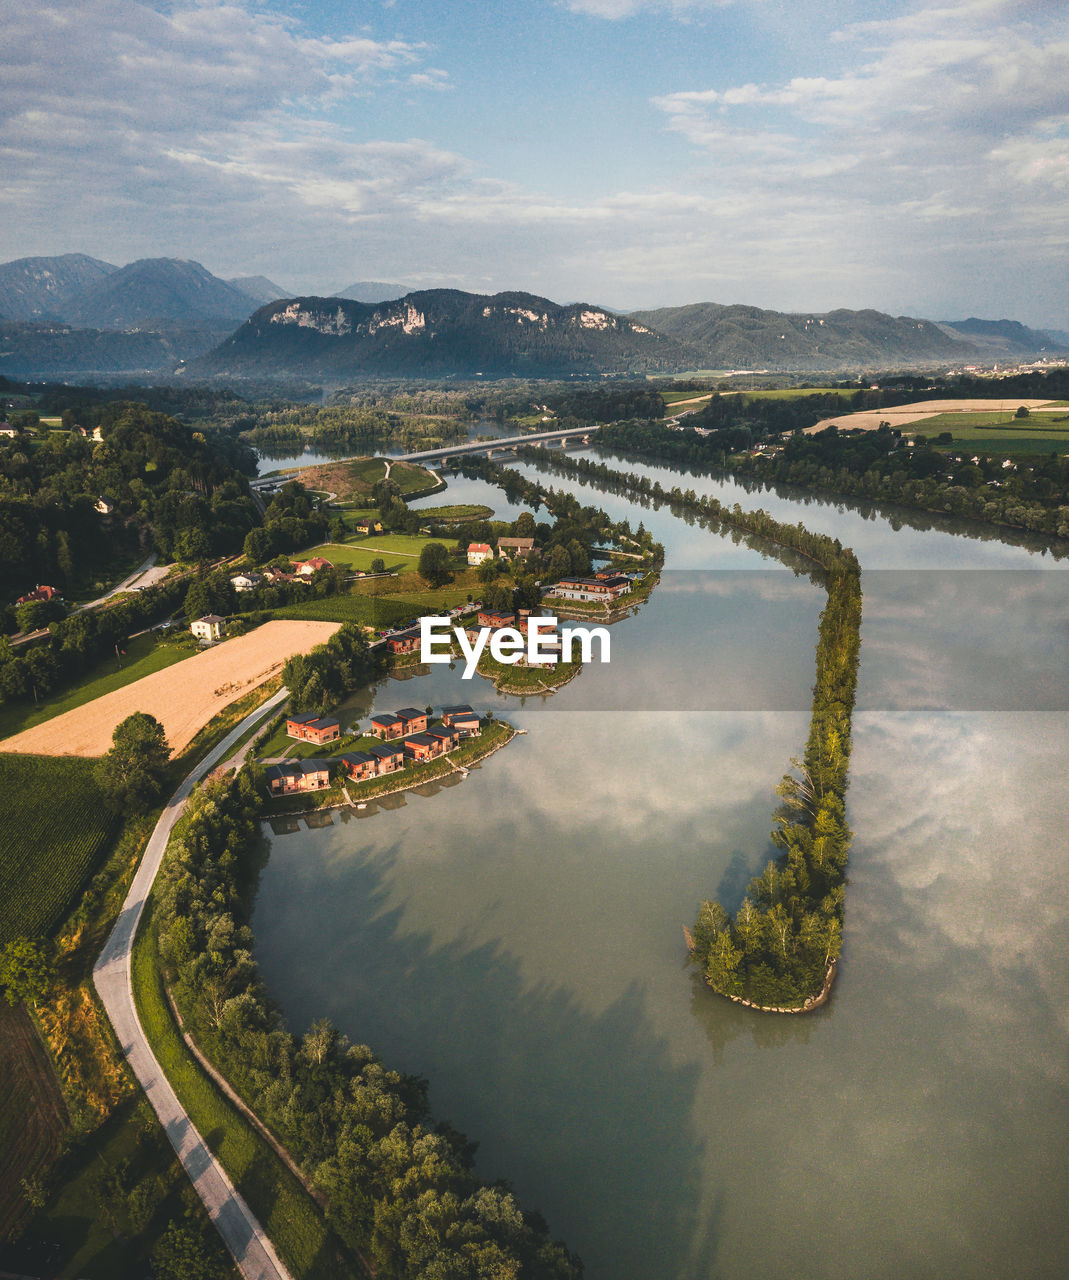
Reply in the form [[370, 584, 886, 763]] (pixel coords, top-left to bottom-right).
[[517, 447, 863, 1011]]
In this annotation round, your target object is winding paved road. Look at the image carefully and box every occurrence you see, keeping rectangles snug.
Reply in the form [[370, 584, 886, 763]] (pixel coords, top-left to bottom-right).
[[93, 686, 293, 1280]]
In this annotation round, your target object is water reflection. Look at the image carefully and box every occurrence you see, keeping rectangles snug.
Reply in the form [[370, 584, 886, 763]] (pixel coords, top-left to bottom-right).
[[252, 458, 1069, 1280]]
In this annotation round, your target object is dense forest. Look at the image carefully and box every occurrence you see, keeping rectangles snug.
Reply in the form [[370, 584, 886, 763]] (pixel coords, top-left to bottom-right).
[[154, 769, 583, 1278], [0, 402, 259, 604], [517, 447, 861, 1010]]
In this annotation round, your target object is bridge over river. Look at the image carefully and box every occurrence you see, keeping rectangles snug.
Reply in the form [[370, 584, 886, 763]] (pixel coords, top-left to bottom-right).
[[396, 424, 602, 465]]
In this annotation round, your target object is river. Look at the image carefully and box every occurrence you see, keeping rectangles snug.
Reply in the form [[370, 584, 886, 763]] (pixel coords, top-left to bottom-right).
[[251, 453, 1069, 1280]]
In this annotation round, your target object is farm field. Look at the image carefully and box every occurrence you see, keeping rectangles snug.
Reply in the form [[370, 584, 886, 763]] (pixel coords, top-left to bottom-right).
[[0, 1002, 68, 1241], [0, 754, 117, 944], [0, 621, 338, 759], [0, 632, 195, 740], [411, 503, 493, 521], [805, 397, 1060, 434], [908, 410, 1069, 435]]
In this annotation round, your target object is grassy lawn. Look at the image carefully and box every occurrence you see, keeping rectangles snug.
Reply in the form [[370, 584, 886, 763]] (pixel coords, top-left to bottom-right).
[[911, 410, 1069, 433], [0, 755, 119, 946], [132, 895, 350, 1280], [0, 632, 196, 740], [295, 540, 413, 573], [908, 412, 1069, 457], [296, 457, 440, 503]]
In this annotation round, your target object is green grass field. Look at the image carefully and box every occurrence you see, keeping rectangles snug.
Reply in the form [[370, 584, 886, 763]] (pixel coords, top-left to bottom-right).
[[0, 632, 195, 740], [909, 411, 1069, 456], [0, 755, 118, 945], [256, 593, 414, 628]]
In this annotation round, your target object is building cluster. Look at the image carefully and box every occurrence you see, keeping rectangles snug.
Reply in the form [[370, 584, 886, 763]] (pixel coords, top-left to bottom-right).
[[265, 704, 482, 795], [231, 557, 335, 592], [467, 538, 537, 565]]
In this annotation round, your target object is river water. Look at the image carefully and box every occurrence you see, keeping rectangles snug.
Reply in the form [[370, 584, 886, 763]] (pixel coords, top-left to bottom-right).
[[251, 453, 1069, 1280]]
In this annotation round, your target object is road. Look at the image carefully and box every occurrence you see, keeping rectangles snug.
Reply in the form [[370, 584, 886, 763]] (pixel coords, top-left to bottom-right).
[[93, 686, 294, 1280], [76, 552, 167, 612]]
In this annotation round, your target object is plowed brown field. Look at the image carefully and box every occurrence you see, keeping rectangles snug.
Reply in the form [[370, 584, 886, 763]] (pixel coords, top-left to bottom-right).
[[0, 620, 339, 758]]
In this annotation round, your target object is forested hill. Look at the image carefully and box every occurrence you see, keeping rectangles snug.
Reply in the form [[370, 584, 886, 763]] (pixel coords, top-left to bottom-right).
[[0, 403, 258, 607], [194, 289, 696, 378], [629, 302, 978, 369]]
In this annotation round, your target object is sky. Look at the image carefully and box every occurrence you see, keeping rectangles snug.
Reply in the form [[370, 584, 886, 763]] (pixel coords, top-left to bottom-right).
[[2, 0, 1067, 325]]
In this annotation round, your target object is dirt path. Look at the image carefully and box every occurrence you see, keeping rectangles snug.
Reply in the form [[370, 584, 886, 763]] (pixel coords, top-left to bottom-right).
[[0, 621, 339, 758]]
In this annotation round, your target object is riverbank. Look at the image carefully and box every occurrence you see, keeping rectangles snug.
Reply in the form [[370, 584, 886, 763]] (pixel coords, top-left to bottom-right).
[[262, 719, 517, 816]]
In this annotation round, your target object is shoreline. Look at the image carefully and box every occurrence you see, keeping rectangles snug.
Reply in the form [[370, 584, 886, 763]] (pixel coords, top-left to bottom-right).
[[263, 721, 517, 817]]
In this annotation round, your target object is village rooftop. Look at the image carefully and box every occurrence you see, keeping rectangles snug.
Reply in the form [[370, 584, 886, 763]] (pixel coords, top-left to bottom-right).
[[420, 615, 610, 678]]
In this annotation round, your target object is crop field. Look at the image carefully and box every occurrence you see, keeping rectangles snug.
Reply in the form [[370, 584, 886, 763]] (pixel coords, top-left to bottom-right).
[[0, 1002, 69, 1240], [0, 754, 117, 945], [0, 632, 195, 740], [805, 397, 1060, 435], [261, 593, 415, 629], [908, 411, 1069, 434], [296, 540, 415, 573], [0, 621, 338, 759]]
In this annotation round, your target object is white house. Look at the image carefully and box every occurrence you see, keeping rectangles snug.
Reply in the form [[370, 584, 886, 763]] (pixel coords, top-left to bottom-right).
[[467, 542, 493, 566], [230, 571, 263, 592], [94, 497, 115, 515], [191, 614, 226, 642]]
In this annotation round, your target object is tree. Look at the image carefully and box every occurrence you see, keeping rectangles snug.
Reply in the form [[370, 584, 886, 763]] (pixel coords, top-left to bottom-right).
[[1015, 405, 1031, 419], [0, 937, 57, 1006], [95, 712, 170, 812], [370, 558, 386, 574], [151, 1222, 219, 1280], [418, 541, 452, 587], [243, 526, 272, 562]]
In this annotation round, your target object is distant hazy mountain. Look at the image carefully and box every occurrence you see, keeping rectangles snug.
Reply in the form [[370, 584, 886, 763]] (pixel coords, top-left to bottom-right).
[[0, 253, 117, 321], [629, 302, 975, 369], [0, 320, 222, 378], [62, 258, 258, 329], [937, 318, 1067, 357], [334, 280, 409, 304], [195, 289, 692, 379], [227, 275, 290, 305]]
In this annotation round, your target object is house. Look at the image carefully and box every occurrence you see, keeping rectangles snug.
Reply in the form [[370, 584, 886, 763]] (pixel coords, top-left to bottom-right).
[[190, 614, 226, 642], [16, 584, 60, 605], [478, 609, 515, 628], [293, 557, 333, 577], [0, 422, 18, 438], [286, 714, 341, 745], [266, 760, 331, 794], [441, 704, 480, 735], [370, 712, 405, 739], [355, 518, 384, 536], [396, 707, 429, 735], [545, 575, 630, 603], [230, 571, 264, 592], [94, 497, 115, 515], [467, 542, 493, 566], [369, 742, 405, 772], [386, 627, 421, 655], [340, 751, 378, 782], [403, 732, 442, 762], [428, 725, 459, 752], [497, 537, 536, 560]]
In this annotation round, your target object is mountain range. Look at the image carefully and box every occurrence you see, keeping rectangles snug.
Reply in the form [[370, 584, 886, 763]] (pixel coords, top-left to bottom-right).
[[0, 253, 1065, 381]]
